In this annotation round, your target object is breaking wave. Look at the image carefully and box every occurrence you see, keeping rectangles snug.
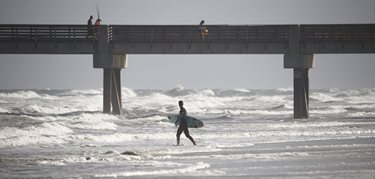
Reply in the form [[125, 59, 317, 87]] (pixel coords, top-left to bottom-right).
[[0, 90, 41, 99], [1, 87, 375, 148]]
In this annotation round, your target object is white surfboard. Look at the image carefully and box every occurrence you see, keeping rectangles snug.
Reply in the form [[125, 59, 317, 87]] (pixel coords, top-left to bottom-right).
[[167, 115, 204, 128]]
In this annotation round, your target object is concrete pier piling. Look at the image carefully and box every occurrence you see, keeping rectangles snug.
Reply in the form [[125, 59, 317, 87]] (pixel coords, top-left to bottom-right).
[[103, 69, 112, 113], [285, 54, 314, 119], [111, 68, 122, 114], [94, 26, 127, 114], [284, 25, 314, 119], [102, 68, 124, 114], [294, 68, 309, 118]]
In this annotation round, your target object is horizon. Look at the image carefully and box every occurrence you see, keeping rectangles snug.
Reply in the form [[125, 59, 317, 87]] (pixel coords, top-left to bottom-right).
[[0, 86, 374, 91]]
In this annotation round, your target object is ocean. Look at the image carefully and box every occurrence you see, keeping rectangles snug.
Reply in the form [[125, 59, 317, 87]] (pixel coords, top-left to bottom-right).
[[0, 87, 374, 178]]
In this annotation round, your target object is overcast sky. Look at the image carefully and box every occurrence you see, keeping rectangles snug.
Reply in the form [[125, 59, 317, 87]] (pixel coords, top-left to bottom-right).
[[0, 0, 374, 90]]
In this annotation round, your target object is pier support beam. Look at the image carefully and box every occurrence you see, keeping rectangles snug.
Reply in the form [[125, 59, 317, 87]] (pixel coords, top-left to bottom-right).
[[103, 69, 112, 113], [111, 69, 122, 114], [103, 68, 123, 114], [294, 68, 309, 118], [284, 53, 314, 119]]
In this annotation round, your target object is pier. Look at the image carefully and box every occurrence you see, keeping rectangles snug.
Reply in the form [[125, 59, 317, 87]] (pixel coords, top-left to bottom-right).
[[1, 24, 375, 118]]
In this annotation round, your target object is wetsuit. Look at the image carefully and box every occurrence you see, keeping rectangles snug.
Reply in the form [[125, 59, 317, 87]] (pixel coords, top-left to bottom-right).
[[176, 107, 196, 145]]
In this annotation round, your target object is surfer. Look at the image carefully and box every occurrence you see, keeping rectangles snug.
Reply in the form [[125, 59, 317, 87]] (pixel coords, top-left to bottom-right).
[[176, 100, 196, 146]]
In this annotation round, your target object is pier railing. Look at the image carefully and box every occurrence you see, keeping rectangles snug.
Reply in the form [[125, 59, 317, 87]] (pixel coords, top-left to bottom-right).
[[0, 25, 91, 42], [109, 25, 290, 43], [1, 24, 374, 44], [300, 24, 375, 42]]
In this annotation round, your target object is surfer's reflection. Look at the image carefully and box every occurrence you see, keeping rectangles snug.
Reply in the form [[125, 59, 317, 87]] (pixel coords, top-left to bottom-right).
[[176, 100, 196, 145]]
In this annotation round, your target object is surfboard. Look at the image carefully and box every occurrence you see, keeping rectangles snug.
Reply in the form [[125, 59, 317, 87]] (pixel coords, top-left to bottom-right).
[[167, 115, 204, 128]]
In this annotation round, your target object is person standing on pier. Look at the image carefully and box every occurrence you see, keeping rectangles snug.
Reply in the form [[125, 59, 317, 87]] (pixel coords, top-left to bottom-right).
[[94, 18, 102, 40], [87, 15, 94, 39], [199, 20, 208, 39], [175, 100, 196, 146]]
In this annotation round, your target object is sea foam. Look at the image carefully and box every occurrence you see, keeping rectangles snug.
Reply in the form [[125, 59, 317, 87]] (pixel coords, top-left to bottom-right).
[[0, 122, 73, 147]]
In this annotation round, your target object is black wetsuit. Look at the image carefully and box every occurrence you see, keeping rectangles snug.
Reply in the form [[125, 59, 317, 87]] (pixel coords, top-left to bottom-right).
[[176, 107, 196, 145]]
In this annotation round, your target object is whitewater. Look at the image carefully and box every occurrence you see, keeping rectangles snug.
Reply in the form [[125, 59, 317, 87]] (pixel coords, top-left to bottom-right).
[[0, 87, 374, 178]]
